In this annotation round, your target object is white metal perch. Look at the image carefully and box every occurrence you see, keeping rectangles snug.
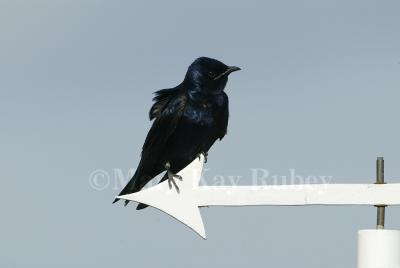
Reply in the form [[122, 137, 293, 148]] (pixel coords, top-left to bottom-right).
[[117, 155, 400, 268]]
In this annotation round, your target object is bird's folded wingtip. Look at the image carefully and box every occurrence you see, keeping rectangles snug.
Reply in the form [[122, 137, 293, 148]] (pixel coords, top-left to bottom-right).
[[136, 203, 149, 210]]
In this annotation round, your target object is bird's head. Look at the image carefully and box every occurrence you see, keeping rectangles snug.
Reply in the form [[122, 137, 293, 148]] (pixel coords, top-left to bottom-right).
[[184, 57, 240, 94]]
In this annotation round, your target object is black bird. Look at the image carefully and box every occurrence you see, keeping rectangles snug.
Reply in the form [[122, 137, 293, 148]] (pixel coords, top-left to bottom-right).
[[113, 57, 240, 209]]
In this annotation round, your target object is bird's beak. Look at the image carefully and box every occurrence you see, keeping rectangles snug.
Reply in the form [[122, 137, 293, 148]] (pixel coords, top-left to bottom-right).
[[214, 66, 241, 80]]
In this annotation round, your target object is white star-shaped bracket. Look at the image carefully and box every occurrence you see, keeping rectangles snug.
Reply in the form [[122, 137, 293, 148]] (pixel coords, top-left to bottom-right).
[[118, 154, 207, 238]]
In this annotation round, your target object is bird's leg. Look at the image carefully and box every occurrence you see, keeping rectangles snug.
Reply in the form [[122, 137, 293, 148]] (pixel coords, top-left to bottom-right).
[[197, 151, 208, 163], [165, 162, 182, 192]]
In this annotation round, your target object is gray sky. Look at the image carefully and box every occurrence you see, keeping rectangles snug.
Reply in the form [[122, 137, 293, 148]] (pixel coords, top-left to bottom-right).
[[1, 1, 400, 267]]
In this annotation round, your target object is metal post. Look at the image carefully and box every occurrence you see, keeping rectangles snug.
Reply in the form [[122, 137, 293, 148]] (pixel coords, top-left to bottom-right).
[[376, 157, 385, 229]]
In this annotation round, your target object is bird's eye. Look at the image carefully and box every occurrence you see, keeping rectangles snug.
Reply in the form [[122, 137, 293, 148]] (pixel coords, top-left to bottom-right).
[[208, 71, 216, 78]]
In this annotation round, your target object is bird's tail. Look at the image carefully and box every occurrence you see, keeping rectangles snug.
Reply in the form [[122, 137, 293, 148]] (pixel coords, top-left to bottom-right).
[[112, 171, 147, 206]]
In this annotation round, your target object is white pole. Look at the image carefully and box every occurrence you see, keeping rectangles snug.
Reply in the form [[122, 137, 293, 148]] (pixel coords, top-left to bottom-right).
[[358, 230, 400, 268]]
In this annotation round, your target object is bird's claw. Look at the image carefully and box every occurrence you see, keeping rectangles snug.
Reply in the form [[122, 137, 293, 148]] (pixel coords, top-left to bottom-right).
[[167, 171, 182, 192], [198, 151, 208, 163], [165, 162, 182, 193]]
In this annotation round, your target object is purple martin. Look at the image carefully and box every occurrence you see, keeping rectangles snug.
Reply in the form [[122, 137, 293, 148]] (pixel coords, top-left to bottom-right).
[[113, 57, 240, 208]]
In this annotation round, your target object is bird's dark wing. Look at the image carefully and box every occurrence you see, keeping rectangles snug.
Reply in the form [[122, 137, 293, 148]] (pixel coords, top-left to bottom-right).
[[114, 88, 187, 205], [141, 88, 187, 159], [128, 88, 186, 209]]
